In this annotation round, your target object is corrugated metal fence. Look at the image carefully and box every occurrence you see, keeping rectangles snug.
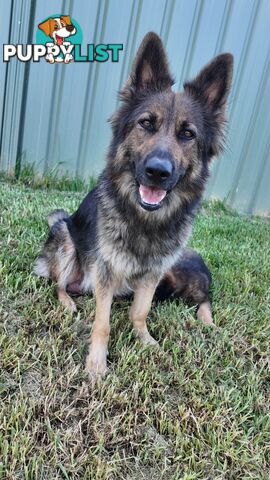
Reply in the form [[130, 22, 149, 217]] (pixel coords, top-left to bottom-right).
[[0, 0, 270, 214]]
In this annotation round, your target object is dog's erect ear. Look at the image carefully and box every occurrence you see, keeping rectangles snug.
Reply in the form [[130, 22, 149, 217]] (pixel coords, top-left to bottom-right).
[[38, 18, 54, 37], [185, 54, 233, 158], [60, 15, 72, 26], [184, 53, 233, 112], [121, 32, 174, 99]]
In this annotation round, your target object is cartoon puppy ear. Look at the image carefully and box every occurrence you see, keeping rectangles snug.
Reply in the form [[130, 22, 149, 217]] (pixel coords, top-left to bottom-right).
[[38, 18, 53, 37], [60, 15, 72, 26]]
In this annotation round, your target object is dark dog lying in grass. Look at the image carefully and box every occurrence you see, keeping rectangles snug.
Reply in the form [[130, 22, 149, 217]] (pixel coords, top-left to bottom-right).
[[35, 32, 232, 378]]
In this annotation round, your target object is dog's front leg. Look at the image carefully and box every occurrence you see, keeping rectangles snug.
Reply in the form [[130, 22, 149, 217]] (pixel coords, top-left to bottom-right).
[[85, 276, 114, 378], [129, 277, 159, 346], [45, 42, 56, 63], [62, 42, 74, 63]]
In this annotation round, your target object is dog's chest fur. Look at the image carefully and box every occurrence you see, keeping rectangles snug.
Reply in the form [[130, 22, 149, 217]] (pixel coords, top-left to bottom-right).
[[69, 180, 194, 295], [97, 200, 192, 287]]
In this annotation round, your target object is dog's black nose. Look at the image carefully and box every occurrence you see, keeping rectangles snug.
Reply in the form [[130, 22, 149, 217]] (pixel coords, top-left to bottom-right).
[[66, 24, 74, 32], [145, 157, 173, 183]]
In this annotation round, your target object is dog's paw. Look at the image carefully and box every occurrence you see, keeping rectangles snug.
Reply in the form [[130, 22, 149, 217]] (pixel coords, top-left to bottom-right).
[[61, 297, 77, 313], [64, 53, 74, 64], [57, 289, 77, 313], [85, 346, 108, 381], [139, 332, 158, 347], [45, 54, 55, 63], [65, 298, 77, 314], [197, 301, 214, 326]]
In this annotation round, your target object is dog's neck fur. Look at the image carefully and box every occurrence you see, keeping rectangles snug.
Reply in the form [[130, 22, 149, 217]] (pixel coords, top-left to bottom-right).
[[99, 163, 202, 247]]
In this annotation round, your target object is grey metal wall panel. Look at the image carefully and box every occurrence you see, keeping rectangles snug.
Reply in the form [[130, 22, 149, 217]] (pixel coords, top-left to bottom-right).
[[0, 0, 34, 170], [0, 0, 269, 214], [207, 0, 270, 214], [0, 1, 13, 139]]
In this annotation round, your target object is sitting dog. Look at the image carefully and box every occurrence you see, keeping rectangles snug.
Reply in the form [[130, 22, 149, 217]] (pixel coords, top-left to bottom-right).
[[34, 32, 233, 378], [38, 15, 76, 63]]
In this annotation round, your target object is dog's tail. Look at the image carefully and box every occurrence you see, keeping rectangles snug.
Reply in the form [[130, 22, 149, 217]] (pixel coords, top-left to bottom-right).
[[47, 209, 69, 228], [33, 209, 70, 278]]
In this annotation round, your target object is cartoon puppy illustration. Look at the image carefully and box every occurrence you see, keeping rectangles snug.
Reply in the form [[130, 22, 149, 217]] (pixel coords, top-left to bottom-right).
[[38, 15, 76, 63]]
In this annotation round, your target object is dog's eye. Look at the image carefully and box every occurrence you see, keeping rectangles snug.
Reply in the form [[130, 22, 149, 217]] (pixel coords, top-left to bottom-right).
[[139, 119, 154, 131], [178, 129, 196, 140], [61, 22, 65, 27]]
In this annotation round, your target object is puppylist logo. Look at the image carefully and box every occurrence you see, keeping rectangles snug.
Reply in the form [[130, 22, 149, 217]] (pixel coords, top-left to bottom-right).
[[3, 14, 123, 64]]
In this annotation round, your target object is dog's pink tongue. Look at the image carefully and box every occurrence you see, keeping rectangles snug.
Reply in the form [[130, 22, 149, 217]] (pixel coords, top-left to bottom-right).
[[56, 35, 63, 46], [139, 185, 166, 204]]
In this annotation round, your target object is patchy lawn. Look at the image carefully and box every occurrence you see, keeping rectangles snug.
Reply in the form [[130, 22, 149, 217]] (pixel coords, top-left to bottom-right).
[[0, 179, 269, 479]]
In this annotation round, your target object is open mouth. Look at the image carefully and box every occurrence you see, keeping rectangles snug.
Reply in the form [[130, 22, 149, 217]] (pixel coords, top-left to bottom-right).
[[55, 34, 64, 46], [139, 184, 167, 211]]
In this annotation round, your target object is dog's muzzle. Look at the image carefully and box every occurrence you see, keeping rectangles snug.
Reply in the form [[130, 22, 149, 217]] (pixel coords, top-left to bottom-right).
[[136, 151, 177, 211]]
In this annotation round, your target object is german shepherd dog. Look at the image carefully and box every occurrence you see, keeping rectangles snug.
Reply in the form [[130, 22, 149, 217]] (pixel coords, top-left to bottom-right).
[[34, 33, 233, 378]]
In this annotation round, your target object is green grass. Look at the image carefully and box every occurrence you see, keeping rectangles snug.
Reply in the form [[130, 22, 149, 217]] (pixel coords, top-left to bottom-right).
[[1, 163, 96, 192], [0, 178, 269, 479]]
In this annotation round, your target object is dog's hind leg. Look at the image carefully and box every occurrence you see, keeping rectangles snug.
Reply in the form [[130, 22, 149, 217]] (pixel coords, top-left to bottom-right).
[[157, 249, 214, 326], [196, 300, 213, 326], [129, 277, 159, 346]]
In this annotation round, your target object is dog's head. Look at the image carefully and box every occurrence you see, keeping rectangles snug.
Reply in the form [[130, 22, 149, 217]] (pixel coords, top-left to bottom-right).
[[38, 16, 76, 45], [108, 32, 233, 216]]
